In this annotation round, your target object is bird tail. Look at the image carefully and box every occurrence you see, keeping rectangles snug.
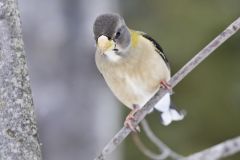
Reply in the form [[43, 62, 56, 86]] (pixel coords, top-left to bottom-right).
[[159, 103, 185, 126], [153, 92, 185, 125]]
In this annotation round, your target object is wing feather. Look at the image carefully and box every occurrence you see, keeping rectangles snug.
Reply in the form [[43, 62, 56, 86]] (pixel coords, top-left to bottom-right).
[[140, 32, 170, 69]]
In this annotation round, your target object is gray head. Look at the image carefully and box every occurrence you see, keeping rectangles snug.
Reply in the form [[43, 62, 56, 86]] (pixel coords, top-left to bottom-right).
[[93, 13, 131, 57]]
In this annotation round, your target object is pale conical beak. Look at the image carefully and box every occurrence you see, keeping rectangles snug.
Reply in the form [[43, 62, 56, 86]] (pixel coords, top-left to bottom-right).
[[97, 35, 114, 54]]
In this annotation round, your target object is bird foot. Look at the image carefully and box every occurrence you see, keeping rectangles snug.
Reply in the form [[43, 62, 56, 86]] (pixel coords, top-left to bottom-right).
[[160, 80, 173, 94], [124, 104, 141, 132]]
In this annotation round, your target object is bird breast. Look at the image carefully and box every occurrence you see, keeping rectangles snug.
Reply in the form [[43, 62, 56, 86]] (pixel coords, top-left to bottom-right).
[[95, 35, 170, 109]]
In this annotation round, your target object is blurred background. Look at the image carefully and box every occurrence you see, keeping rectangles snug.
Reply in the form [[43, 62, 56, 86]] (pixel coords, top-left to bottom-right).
[[18, 0, 240, 160]]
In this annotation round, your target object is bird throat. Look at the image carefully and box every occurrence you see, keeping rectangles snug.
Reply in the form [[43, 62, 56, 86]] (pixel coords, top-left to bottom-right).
[[104, 50, 122, 62]]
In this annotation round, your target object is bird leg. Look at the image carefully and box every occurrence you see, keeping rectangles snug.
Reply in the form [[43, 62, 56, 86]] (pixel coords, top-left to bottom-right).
[[124, 104, 141, 132], [160, 80, 173, 94]]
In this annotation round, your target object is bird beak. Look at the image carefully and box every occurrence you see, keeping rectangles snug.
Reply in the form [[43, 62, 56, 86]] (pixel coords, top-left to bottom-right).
[[97, 35, 114, 54]]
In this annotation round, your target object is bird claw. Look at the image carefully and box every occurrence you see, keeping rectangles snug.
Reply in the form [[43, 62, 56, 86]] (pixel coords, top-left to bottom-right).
[[160, 80, 173, 94], [124, 120, 140, 133], [124, 104, 141, 133]]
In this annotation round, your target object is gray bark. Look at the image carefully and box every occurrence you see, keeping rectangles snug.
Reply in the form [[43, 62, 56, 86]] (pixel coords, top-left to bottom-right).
[[0, 0, 42, 160]]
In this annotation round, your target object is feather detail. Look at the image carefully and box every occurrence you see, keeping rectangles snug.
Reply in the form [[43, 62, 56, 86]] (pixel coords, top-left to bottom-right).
[[154, 92, 171, 112], [140, 32, 170, 69], [130, 30, 140, 48], [157, 97, 185, 126]]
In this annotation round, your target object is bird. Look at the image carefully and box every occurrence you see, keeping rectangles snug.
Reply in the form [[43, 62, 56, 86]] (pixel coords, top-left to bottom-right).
[[93, 13, 184, 131]]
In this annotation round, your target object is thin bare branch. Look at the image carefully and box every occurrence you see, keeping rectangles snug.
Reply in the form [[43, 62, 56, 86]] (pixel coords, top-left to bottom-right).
[[181, 136, 240, 160], [132, 119, 183, 160], [94, 17, 240, 160], [132, 134, 169, 160]]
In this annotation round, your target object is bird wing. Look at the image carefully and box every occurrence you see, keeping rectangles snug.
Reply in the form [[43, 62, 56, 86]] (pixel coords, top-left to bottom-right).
[[139, 32, 170, 69]]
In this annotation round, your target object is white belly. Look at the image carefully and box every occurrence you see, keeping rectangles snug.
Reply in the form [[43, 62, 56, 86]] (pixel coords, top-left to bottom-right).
[[124, 75, 170, 112], [125, 75, 153, 107]]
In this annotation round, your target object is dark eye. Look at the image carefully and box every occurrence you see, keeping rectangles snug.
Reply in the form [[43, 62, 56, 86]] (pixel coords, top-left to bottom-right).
[[115, 31, 121, 39]]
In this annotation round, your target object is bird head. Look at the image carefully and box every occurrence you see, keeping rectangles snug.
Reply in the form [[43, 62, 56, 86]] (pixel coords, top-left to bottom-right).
[[93, 13, 131, 58]]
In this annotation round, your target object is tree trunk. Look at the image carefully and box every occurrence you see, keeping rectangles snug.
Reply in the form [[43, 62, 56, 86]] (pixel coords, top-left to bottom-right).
[[0, 0, 42, 159]]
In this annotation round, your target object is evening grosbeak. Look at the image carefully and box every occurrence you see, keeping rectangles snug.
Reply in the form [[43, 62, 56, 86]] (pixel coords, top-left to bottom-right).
[[93, 13, 184, 131]]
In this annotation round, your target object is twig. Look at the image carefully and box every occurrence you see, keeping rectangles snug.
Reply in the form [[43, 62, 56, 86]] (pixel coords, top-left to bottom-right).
[[181, 136, 240, 160], [94, 17, 240, 160], [132, 119, 183, 160], [132, 134, 169, 160]]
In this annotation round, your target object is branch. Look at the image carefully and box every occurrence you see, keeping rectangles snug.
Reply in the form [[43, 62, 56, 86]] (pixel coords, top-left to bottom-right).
[[94, 17, 240, 160], [132, 119, 183, 160], [181, 136, 240, 160]]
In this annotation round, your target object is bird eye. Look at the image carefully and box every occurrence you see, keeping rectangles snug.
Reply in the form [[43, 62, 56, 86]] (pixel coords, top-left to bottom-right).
[[115, 31, 121, 39]]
